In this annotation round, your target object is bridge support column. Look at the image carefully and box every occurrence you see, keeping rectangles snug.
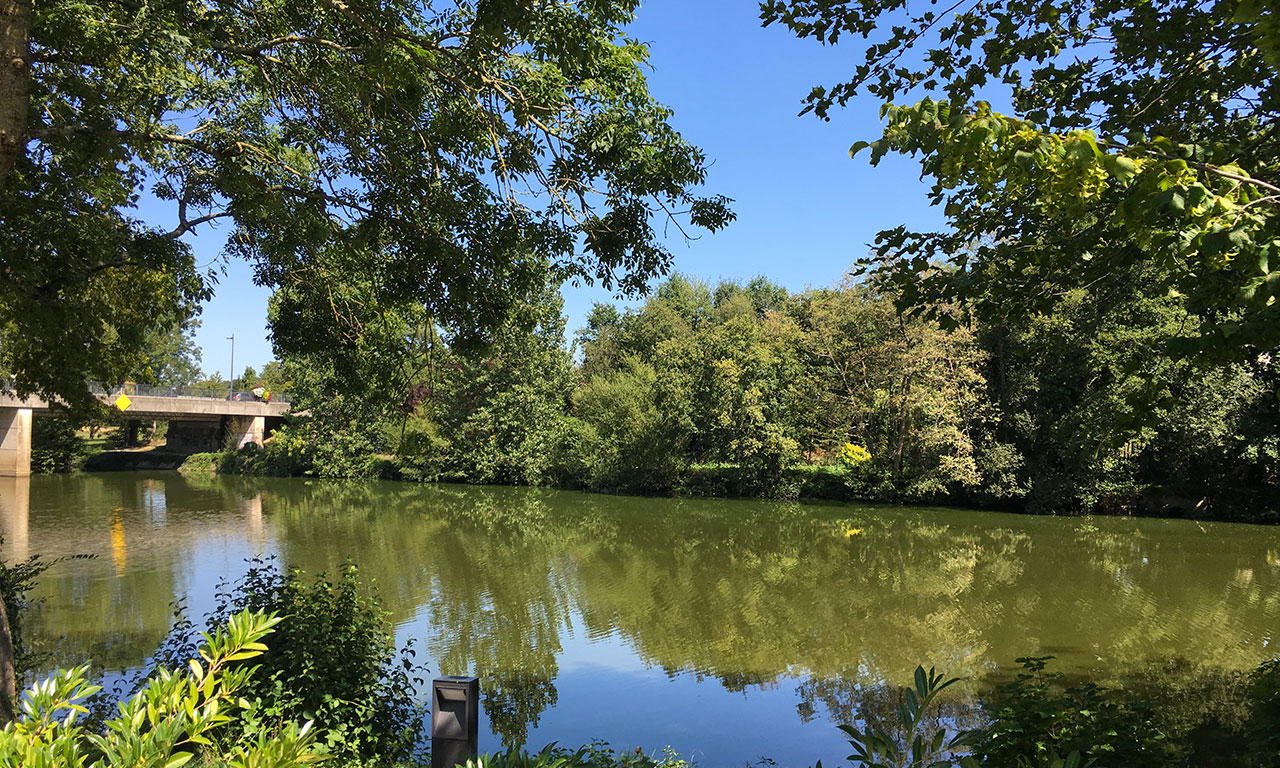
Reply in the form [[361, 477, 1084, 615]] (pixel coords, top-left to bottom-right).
[[223, 416, 266, 450], [0, 408, 32, 478]]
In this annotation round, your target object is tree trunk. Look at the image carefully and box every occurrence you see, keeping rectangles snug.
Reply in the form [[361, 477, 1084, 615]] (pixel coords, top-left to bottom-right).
[[0, 597, 15, 726], [0, 0, 31, 192]]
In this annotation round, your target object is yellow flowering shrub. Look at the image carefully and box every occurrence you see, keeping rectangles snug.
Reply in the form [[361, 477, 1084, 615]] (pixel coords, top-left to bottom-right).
[[840, 442, 872, 469]]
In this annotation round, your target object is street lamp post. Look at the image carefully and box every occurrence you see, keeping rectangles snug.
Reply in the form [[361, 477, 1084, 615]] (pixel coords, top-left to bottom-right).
[[227, 335, 235, 400]]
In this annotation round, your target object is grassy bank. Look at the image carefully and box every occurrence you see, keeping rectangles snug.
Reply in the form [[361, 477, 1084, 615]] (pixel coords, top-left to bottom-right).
[[177, 445, 1280, 524]]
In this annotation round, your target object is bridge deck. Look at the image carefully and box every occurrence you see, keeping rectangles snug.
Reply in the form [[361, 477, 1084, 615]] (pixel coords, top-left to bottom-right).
[[0, 393, 290, 419]]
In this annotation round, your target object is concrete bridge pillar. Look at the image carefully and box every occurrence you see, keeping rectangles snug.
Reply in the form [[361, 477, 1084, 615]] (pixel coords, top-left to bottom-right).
[[0, 408, 32, 477], [223, 415, 266, 450]]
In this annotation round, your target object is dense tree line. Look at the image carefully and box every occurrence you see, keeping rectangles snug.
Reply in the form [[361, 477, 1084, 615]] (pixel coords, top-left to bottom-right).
[[221, 270, 1277, 518]]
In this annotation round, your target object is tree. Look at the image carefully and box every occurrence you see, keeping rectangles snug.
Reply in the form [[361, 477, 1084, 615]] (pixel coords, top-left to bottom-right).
[[136, 316, 203, 388], [235, 365, 258, 391], [761, 0, 1280, 361], [1, 0, 733, 409], [426, 281, 574, 485], [793, 282, 988, 499]]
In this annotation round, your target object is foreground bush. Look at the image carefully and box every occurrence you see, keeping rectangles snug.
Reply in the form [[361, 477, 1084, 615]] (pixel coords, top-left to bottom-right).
[[463, 742, 691, 768], [0, 611, 321, 768], [154, 560, 426, 766], [834, 658, 1280, 768]]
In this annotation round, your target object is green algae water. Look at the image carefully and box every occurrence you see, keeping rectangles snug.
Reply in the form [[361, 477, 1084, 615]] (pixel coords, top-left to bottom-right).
[[2, 472, 1279, 765]]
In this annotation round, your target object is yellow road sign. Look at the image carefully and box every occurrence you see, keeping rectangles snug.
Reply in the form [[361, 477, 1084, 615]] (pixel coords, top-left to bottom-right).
[[114, 394, 132, 412]]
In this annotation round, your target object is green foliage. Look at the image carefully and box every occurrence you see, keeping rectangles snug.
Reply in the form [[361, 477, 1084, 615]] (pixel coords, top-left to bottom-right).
[[788, 282, 988, 502], [428, 285, 574, 486], [463, 742, 691, 768], [973, 657, 1169, 768], [762, 0, 1280, 361], [572, 358, 689, 493], [30, 416, 85, 474], [543, 417, 603, 490], [836, 665, 974, 768], [0, 610, 323, 768], [1246, 660, 1280, 766], [134, 316, 203, 388], [4, 0, 732, 411], [825, 663, 1106, 768], [177, 452, 218, 479], [153, 561, 425, 766], [393, 408, 451, 483], [981, 270, 1279, 514], [190, 269, 1275, 518], [0, 548, 54, 688], [223, 404, 392, 480]]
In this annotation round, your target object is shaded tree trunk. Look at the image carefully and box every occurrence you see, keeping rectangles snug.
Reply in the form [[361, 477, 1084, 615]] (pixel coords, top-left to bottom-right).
[[0, 597, 14, 726], [0, 0, 30, 192]]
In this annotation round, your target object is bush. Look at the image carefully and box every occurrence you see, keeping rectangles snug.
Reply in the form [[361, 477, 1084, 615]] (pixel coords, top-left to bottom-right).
[[973, 657, 1170, 768], [394, 408, 451, 482], [544, 416, 603, 489], [821, 659, 1228, 768], [0, 611, 323, 768], [177, 451, 218, 477], [1247, 659, 1280, 766], [153, 560, 426, 766], [464, 742, 691, 768], [0, 547, 54, 688], [30, 416, 84, 474]]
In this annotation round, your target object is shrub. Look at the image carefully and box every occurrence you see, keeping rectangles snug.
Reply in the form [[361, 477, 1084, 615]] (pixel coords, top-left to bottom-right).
[[30, 417, 84, 474], [1247, 659, 1280, 766], [0, 548, 53, 688], [464, 742, 691, 768], [153, 560, 426, 766], [973, 657, 1170, 768], [544, 416, 603, 489], [394, 408, 451, 482], [833, 665, 979, 768], [0, 611, 322, 768], [177, 451, 218, 477]]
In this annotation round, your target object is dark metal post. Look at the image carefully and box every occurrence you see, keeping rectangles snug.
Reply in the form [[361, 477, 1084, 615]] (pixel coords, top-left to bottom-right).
[[431, 676, 479, 768]]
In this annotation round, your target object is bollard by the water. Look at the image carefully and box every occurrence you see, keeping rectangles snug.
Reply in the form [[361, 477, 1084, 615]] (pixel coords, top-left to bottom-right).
[[431, 676, 480, 768]]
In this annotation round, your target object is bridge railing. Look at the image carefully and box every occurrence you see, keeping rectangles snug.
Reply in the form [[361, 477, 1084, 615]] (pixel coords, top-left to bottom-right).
[[88, 384, 291, 404]]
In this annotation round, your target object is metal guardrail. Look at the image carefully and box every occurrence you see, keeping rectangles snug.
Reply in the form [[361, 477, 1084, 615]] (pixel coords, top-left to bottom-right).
[[88, 384, 291, 404]]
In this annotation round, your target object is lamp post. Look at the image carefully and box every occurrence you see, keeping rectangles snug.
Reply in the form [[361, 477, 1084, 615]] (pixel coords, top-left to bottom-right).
[[226, 335, 235, 400], [431, 676, 479, 768]]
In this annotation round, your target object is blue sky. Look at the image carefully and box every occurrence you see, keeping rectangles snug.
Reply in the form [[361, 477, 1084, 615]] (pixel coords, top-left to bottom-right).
[[159, 0, 945, 377]]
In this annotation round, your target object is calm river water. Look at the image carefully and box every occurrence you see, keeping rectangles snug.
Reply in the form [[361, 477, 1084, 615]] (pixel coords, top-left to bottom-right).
[[1, 472, 1279, 766]]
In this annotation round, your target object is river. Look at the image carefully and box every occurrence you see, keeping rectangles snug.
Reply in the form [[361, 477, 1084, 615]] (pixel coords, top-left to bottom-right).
[[1, 472, 1278, 766]]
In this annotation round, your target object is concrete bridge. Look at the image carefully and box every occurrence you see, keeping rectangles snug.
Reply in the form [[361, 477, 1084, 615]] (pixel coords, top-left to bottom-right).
[[0, 390, 290, 477]]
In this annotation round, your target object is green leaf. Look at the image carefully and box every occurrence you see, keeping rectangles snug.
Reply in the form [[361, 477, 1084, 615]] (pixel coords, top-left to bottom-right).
[[1102, 154, 1137, 184]]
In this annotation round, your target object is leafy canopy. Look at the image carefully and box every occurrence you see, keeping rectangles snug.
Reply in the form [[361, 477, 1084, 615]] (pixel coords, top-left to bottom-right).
[[0, 0, 733, 408], [761, 0, 1280, 360]]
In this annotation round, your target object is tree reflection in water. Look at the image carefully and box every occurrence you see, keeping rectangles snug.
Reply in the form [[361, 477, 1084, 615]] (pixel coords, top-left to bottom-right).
[[2, 474, 1279, 753]]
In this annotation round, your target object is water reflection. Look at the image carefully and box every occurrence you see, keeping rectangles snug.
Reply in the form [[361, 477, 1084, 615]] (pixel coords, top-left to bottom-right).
[[2, 474, 1279, 763]]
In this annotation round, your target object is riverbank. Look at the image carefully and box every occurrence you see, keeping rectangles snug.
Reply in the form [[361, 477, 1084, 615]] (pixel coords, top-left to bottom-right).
[[174, 445, 1280, 524], [82, 446, 191, 471]]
